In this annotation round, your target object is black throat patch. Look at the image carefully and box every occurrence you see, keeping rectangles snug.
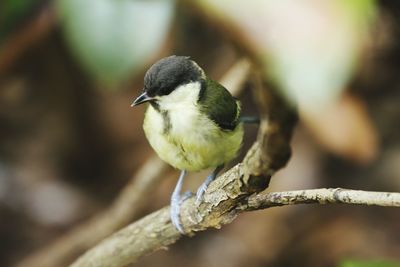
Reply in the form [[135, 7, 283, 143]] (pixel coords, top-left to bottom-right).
[[150, 102, 172, 134], [161, 110, 171, 134]]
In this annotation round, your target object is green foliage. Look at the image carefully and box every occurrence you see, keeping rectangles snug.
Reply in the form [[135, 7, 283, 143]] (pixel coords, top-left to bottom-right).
[[56, 0, 175, 86]]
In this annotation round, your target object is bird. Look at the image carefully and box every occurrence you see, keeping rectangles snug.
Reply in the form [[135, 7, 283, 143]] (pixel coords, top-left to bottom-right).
[[132, 56, 243, 233]]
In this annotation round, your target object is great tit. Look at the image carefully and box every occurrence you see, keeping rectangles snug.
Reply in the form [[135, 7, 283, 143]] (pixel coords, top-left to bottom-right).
[[132, 56, 243, 233]]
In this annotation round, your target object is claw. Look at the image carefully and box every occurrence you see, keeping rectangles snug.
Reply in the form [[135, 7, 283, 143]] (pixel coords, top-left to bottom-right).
[[171, 191, 193, 234], [170, 197, 185, 234], [195, 182, 208, 205], [195, 164, 224, 206]]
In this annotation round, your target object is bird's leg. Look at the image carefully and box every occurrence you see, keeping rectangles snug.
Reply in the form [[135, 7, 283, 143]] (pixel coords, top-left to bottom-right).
[[239, 116, 260, 124], [170, 170, 190, 234], [196, 164, 224, 205]]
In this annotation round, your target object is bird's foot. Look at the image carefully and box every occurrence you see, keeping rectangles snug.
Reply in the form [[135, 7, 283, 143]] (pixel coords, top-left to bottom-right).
[[170, 191, 193, 234], [195, 165, 224, 206], [195, 182, 208, 205]]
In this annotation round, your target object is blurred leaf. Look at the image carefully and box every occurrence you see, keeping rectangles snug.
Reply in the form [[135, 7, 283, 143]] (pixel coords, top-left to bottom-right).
[[340, 259, 400, 267], [0, 0, 38, 41], [197, 0, 376, 110], [56, 0, 175, 85], [301, 93, 378, 163]]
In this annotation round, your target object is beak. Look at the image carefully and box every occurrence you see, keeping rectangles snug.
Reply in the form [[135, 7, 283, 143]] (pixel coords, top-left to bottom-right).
[[131, 91, 153, 107]]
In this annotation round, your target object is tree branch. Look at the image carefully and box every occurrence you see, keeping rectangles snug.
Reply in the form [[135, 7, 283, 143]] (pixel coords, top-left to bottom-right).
[[70, 176, 400, 267], [244, 188, 400, 210]]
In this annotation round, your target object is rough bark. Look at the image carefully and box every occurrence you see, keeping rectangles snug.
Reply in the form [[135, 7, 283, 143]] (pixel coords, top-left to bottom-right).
[[70, 176, 400, 267]]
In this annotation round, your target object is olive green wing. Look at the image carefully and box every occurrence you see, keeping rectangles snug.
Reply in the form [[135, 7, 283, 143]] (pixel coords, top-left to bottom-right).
[[199, 78, 240, 131]]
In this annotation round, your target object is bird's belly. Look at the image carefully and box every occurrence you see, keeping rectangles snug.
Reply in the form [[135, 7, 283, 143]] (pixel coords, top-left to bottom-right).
[[143, 105, 243, 172]]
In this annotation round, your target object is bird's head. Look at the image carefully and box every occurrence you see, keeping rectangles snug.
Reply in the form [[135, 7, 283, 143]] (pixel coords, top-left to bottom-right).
[[132, 56, 205, 107]]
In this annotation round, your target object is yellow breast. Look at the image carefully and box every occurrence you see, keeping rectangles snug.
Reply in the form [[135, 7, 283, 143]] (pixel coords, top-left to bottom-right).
[[143, 104, 243, 172]]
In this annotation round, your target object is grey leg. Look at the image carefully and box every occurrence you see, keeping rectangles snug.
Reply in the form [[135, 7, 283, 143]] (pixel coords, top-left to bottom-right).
[[196, 164, 224, 204], [170, 170, 187, 234]]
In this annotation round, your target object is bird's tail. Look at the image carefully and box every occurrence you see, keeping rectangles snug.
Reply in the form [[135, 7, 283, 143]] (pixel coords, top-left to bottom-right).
[[239, 116, 260, 124]]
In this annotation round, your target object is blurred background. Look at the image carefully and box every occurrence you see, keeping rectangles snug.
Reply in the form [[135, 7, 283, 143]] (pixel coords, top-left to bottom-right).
[[0, 0, 399, 266]]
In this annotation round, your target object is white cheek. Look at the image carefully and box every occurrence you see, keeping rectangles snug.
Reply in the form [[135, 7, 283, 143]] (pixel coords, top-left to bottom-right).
[[157, 82, 201, 110]]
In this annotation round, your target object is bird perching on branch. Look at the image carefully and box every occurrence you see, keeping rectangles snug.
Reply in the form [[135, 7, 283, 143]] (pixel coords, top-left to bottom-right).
[[132, 56, 243, 233]]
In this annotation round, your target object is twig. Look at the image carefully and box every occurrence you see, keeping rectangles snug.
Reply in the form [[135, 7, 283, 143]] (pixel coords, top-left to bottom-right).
[[244, 188, 400, 210], [70, 174, 400, 267]]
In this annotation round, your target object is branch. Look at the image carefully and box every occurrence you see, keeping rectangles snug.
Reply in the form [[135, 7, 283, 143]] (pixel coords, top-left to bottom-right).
[[242, 72, 297, 191], [244, 188, 400, 210], [70, 179, 400, 267]]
